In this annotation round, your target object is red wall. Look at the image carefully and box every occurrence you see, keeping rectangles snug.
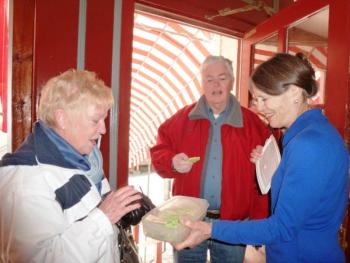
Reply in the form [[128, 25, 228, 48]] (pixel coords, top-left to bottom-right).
[[34, 0, 79, 113], [0, 0, 8, 132], [116, 0, 135, 187], [326, 0, 350, 138], [85, 0, 115, 180], [33, 0, 135, 187]]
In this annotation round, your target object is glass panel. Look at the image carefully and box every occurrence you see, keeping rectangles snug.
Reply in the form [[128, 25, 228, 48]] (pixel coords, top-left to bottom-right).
[[251, 33, 278, 71], [250, 33, 278, 117], [130, 11, 240, 261], [287, 7, 329, 106]]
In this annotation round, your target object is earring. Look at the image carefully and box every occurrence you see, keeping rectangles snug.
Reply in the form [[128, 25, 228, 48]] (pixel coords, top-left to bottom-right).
[[294, 99, 299, 104]]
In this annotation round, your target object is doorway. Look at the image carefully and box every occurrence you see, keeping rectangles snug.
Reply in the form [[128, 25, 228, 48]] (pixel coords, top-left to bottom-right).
[[128, 10, 239, 262]]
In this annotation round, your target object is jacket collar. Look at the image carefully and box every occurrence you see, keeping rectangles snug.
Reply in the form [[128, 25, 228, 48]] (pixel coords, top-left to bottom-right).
[[0, 122, 78, 169], [188, 94, 243, 127], [282, 108, 324, 147]]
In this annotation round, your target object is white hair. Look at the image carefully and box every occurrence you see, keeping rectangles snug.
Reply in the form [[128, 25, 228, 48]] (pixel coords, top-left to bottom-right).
[[200, 55, 234, 79]]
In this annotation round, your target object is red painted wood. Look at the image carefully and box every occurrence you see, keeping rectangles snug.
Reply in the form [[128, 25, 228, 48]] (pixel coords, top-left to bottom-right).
[[241, 0, 329, 107], [156, 242, 162, 263], [117, 0, 135, 187], [133, 224, 139, 244], [34, 0, 79, 110], [325, 0, 350, 256], [136, 0, 294, 37], [0, 0, 8, 132], [243, 0, 329, 44], [277, 28, 286, 53], [347, 0, 350, 145], [12, 0, 35, 150], [85, 0, 114, 180], [324, 0, 350, 136], [239, 41, 252, 107]]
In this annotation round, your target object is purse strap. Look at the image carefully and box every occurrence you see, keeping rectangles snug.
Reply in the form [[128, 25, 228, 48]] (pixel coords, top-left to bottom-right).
[[117, 224, 140, 263]]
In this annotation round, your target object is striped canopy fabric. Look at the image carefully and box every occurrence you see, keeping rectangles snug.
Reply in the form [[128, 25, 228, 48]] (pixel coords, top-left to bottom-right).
[[129, 11, 237, 168]]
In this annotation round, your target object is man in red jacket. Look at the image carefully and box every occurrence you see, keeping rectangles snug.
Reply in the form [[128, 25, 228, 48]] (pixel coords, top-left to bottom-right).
[[150, 55, 270, 263]]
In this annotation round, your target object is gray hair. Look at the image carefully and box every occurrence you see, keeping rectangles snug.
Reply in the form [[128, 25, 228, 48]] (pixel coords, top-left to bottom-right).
[[200, 55, 234, 79]]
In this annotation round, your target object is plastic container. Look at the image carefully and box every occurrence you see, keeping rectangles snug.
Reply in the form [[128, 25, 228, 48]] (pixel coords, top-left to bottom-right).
[[141, 195, 209, 243]]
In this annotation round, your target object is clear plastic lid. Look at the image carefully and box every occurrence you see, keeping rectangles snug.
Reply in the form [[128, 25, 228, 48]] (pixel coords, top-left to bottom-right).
[[141, 195, 209, 243]]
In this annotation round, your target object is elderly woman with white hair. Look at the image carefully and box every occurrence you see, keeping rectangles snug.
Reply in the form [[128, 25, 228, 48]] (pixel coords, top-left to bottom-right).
[[0, 70, 142, 262]]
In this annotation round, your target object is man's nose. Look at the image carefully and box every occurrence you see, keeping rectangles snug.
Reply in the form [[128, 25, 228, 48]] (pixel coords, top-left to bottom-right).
[[212, 78, 220, 86]]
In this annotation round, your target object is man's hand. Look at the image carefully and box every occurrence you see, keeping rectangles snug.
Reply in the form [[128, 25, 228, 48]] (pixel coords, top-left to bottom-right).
[[173, 220, 212, 250], [249, 145, 263, 164], [172, 153, 193, 173]]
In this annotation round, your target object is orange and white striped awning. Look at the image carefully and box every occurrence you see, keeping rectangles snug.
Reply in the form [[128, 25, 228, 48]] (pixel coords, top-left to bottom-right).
[[129, 11, 237, 168]]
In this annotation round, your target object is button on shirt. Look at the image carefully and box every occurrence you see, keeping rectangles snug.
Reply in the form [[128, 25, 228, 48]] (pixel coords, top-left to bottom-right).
[[201, 100, 232, 210]]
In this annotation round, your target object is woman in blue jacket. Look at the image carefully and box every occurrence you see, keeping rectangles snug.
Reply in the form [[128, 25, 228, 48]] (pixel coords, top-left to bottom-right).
[[174, 53, 349, 263]]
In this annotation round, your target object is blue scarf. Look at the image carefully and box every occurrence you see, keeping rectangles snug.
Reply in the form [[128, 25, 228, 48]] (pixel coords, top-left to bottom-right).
[[39, 121, 91, 171], [40, 121, 104, 193], [86, 144, 104, 193]]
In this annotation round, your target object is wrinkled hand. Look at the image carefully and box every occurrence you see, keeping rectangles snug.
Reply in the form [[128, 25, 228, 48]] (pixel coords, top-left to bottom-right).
[[172, 153, 192, 173], [249, 145, 263, 164], [173, 219, 212, 250], [99, 186, 142, 224]]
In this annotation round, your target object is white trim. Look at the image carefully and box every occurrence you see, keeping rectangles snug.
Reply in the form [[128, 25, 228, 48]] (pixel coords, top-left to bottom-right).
[[77, 0, 86, 70]]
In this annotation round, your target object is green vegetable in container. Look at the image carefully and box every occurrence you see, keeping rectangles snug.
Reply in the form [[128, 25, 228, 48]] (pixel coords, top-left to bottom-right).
[[164, 214, 179, 228], [161, 207, 194, 228]]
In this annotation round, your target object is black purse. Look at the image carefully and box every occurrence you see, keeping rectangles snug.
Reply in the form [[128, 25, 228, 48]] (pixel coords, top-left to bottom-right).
[[119, 193, 155, 228], [117, 193, 155, 263]]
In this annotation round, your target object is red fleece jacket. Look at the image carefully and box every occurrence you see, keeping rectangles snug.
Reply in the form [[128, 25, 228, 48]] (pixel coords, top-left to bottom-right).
[[150, 101, 271, 220]]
